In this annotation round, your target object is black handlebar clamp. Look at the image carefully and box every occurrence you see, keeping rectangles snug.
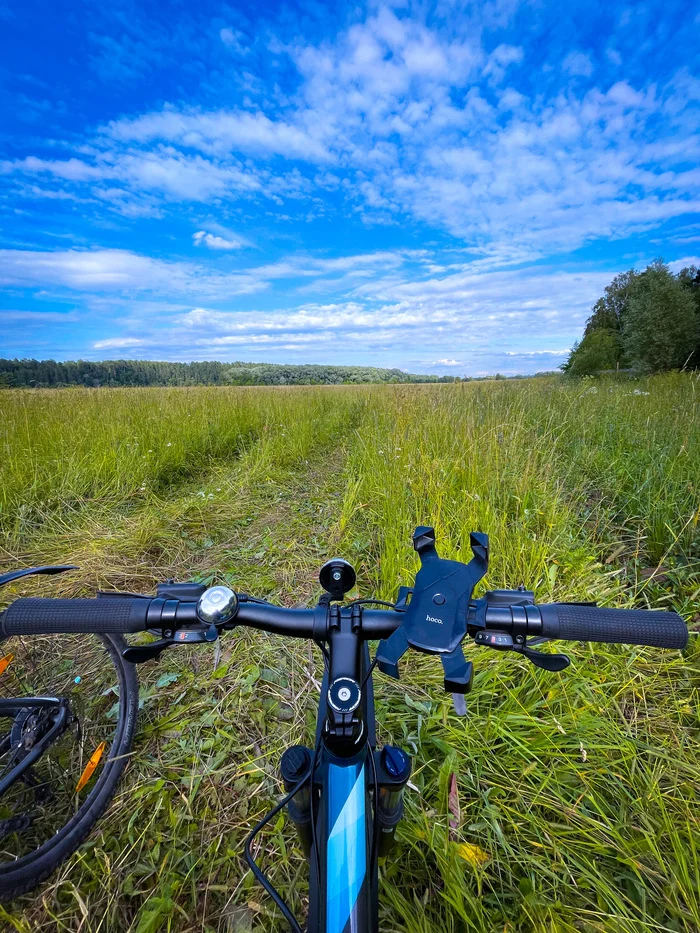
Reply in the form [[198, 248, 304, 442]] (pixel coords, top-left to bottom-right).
[[376, 526, 489, 694]]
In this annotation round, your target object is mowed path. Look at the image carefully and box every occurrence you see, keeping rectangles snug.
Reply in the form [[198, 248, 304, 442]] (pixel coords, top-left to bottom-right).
[[1, 395, 362, 932]]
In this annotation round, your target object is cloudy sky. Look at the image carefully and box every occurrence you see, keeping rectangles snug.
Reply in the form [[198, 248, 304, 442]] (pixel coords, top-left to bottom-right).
[[1, 0, 698, 376]]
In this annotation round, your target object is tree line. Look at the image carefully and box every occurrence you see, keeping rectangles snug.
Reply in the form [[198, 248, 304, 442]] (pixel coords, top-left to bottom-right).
[[0, 358, 462, 388], [563, 261, 700, 376]]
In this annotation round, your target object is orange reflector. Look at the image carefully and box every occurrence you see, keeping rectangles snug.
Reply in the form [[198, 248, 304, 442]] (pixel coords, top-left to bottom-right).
[[0, 654, 14, 676], [76, 741, 106, 792]]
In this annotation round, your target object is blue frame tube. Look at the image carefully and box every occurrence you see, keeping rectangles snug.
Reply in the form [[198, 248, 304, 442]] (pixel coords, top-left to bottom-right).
[[324, 759, 369, 933]]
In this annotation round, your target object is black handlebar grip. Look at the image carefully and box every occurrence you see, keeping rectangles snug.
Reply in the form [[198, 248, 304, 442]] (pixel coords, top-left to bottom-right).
[[1, 597, 151, 637], [538, 603, 688, 649]]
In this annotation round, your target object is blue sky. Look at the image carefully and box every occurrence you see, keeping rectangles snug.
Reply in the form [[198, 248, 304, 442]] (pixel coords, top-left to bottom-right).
[[0, 0, 698, 376]]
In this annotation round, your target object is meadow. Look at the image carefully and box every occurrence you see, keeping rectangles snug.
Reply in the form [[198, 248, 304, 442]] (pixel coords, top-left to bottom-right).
[[0, 374, 698, 933]]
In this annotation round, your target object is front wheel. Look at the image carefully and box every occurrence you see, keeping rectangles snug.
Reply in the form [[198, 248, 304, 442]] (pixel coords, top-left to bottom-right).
[[0, 633, 138, 900]]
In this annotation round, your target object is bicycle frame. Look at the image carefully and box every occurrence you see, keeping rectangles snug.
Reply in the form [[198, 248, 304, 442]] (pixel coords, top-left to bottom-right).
[[304, 645, 379, 933]]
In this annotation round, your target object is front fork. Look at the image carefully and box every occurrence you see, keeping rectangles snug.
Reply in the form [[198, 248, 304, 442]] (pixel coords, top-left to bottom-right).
[[279, 743, 412, 862]]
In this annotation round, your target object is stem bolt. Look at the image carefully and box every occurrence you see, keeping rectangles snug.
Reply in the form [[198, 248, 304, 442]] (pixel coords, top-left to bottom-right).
[[328, 677, 361, 714]]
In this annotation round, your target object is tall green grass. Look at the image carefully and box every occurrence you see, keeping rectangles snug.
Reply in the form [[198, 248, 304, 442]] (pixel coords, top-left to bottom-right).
[[0, 387, 365, 547], [0, 375, 698, 932], [334, 373, 700, 932]]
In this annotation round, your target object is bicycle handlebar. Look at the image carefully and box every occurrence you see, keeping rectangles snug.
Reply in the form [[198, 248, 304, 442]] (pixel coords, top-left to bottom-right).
[[0, 597, 151, 636], [0, 594, 688, 650], [538, 603, 688, 649]]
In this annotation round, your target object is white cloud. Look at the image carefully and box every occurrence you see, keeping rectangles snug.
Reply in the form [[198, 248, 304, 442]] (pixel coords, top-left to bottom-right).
[[504, 349, 570, 356], [668, 255, 700, 272], [93, 337, 144, 349], [563, 51, 594, 77], [48, 251, 613, 373], [1, 150, 274, 206], [0, 156, 103, 181], [112, 151, 264, 200], [499, 88, 526, 111], [6, 13, 699, 262], [0, 248, 266, 297], [0, 310, 80, 323], [105, 109, 329, 161], [193, 230, 244, 250], [0, 246, 431, 307], [0, 248, 171, 290], [484, 43, 524, 81], [219, 28, 248, 54]]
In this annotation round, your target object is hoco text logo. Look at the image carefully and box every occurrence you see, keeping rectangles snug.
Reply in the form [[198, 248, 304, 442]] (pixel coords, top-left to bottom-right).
[[425, 614, 443, 624]]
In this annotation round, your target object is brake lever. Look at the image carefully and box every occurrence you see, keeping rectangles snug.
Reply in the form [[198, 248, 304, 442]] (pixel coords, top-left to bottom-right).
[[512, 644, 570, 672]]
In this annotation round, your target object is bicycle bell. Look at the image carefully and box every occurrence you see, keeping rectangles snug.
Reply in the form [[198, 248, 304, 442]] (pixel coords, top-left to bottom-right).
[[197, 585, 239, 624]]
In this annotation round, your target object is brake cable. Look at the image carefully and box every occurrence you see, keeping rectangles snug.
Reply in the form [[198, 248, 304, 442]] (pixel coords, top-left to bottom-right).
[[308, 734, 323, 909], [243, 769, 311, 933], [347, 598, 398, 610], [361, 656, 378, 690], [243, 644, 329, 932]]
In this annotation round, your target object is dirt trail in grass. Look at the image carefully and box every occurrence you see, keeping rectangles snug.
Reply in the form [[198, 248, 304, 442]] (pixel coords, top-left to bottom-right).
[[1, 413, 362, 933]]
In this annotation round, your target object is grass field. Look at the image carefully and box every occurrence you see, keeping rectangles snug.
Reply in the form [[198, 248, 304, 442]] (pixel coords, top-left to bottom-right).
[[0, 375, 699, 933]]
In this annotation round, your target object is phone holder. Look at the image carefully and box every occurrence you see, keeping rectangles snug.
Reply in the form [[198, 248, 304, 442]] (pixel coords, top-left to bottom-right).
[[376, 526, 488, 694]]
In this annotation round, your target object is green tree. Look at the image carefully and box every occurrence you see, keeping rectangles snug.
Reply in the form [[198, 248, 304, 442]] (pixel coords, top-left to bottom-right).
[[565, 269, 638, 374], [678, 265, 700, 367], [0, 359, 448, 388], [562, 329, 624, 376], [623, 262, 699, 372], [583, 269, 639, 335]]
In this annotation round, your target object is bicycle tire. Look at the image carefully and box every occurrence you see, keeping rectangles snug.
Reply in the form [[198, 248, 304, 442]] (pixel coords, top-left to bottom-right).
[[0, 634, 138, 901]]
